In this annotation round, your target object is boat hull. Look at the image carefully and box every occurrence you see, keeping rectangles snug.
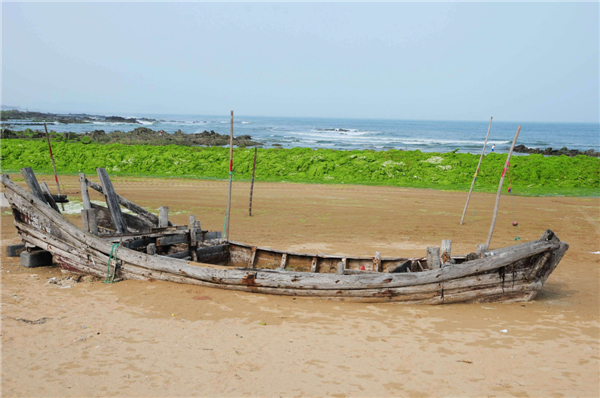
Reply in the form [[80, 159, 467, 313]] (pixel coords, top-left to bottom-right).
[[2, 174, 568, 304]]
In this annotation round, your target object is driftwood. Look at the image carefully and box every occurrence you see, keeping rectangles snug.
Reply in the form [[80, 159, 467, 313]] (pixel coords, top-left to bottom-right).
[[1, 172, 569, 304]]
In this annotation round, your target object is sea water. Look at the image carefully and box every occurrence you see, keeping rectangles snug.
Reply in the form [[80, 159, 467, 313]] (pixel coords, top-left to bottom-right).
[[4, 114, 599, 155]]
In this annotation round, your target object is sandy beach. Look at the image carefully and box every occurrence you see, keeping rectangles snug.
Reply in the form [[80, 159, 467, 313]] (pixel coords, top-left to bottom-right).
[[1, 175, 598, 397]]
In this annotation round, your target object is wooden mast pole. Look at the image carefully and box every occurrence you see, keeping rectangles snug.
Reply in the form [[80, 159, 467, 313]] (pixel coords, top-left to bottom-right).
[[44, 123, 65, 211], [249, 146, 257, 216], [486, 125, 521, 248], [460, 117, 493, 225], [225, 111, 234, 240]]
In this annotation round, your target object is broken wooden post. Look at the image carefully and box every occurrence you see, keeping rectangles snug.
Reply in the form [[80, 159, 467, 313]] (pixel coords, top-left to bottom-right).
[[337, 259, 347, 275], [310, 257, 319, 273], [147, 243, 157, 255], [96, 168, 128, 234], [81, 208, 99, 236], [44, 123, 65, 211], [249, 146, 257, 217], [189, 215, 198, 261], [373, 251, 382, 272], [40, 182, 60, 213], [460, 117, 493, 225], [279, 253, 288, 270], [477, 244, 488, 259], [248, 246, 257, 268], [427, 246, 441, 269], [486, 125, 521, 248], [158, 206, 169, 228], [441, 240, 452, 264], [79, 173, 92, 209]]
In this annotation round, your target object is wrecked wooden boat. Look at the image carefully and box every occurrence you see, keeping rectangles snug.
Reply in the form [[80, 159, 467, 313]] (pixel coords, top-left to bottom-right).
[[1, 168, 568, 304]]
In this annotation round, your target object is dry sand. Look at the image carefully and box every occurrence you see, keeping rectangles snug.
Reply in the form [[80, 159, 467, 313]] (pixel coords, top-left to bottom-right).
[[1, 175, 599, 397]]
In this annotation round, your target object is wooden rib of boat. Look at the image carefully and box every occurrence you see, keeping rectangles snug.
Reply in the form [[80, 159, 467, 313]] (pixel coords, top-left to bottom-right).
[[1, 169, 569, 304]]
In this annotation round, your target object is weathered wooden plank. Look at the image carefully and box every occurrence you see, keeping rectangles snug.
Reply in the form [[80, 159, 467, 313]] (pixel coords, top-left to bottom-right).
[[81, 209, 99, 236], [374, 251, 382, 272], [96, 168, 128, 234], [441, 240, 452, 264], [248, 246, 257, 268], [20, 168, 47, 203], [337, 259, 347, 275], [79, 173, 92, 210], [279, 253, 288, 270], [189, 215, 198, 261], [477, 244, 488, 258], [147, 243, 157, 255], [165, 251, 191, 259], [156, 234, 189, 247], [203, 231, 222, 241], [427, 246, 441, 269], [39, 182, 60, 212], [158, 206, 169, 228], [310, 257, 319, 273]]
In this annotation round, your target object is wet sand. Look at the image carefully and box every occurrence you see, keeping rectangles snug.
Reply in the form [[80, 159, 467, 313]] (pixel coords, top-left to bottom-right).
[[1, 175, 599, 397]]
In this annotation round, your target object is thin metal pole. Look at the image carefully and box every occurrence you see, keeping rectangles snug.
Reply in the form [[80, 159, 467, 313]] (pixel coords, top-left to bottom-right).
[[44, 123, 65, 211], [486, 125, 521, 248], [249, 146, 257, 217], [460, 117, 493, 225], [225, 111, 234, 240]]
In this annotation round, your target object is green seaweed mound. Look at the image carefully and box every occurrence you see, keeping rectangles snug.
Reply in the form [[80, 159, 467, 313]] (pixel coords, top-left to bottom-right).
[[1, 140, 598, 196]]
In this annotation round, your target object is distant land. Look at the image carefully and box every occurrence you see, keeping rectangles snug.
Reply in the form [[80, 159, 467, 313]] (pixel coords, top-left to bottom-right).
[[0, 109, 155, 125]]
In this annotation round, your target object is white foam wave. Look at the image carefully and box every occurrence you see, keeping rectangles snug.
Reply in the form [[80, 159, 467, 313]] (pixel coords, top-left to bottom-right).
[[137, 120, 154, 125]]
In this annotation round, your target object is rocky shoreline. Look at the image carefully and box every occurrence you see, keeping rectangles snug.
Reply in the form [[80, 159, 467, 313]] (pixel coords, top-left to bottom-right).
[[0, 109, 155, 125], [512, 144, 599, 157], [0, 127, 260, 147]]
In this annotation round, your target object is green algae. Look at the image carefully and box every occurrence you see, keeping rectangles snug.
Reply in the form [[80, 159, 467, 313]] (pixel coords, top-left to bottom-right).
[[1, 140, 598, 196]]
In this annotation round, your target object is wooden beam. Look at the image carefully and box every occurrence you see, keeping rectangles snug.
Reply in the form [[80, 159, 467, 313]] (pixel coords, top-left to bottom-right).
[[373, 251, 382, 272], [39, 182, 60, 213], [96, 168, 128, 234], [158, 206, 169, 228], [279, 253, 288, 270], [310, 257, 319, 273], [79, 173, 92, 210], [156, 234, 189, 247], [427, 247, 441, 269], [20, 168, 46, 203], [189, 215, 198, 261], [147, 243, 157, 255], [337, 258, 347, 275], [477, 244, 488, 259], [441, 240, 452, 265], [248, 246, 257, 268], [81, 208, 98, 236]]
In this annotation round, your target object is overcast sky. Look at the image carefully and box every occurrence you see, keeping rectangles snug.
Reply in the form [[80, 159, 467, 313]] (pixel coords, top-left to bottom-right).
[[2, 2, 598, 122]]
